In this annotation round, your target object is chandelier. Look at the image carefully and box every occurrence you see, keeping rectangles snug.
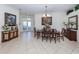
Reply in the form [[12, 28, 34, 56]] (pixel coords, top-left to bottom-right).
[[45, 5, 48, 17], [44, 6, 48, 24], [43, 5, 51, 17], [43, 6, 50, 29]]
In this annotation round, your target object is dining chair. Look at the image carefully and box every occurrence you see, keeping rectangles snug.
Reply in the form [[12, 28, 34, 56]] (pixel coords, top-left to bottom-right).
[[49, 29, 57, 43], [60, 28, 64, 41], [33, 27, 37, 37], [37, 30, 41, 39]]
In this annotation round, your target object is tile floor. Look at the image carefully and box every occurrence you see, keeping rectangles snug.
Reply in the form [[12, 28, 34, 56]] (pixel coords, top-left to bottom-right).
[[0, 31, 79, 54]]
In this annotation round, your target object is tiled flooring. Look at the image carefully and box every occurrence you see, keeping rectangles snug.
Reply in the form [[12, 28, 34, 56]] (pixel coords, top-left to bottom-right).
[[0, 32, 79, 54]]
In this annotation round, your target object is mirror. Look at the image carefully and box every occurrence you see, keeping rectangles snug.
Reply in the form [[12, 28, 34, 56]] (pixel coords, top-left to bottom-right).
[[68, 15, 78, 30]]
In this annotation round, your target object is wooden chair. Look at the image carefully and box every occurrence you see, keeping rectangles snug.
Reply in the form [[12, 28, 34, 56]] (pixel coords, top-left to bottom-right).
[[47, 29, 51, 42], [41, 28, 49, 42], [45, 30, 51, 42], [34, 27, 37, 37], [42, 30, 46, 41], [49, 29, 57, 43], [60, 28, 64, 41], [55, 28, 64, 42], [56, 31, 61, 42], [37, 30, 41, 39]]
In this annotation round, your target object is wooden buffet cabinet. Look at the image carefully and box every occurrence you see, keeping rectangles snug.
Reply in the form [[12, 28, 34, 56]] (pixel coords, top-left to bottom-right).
[[64, 29, 77, 41], [2, 29, 18, 42], [64, 15, 78, 41]]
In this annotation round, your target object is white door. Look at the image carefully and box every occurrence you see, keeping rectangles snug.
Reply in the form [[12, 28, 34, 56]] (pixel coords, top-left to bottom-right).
[[22, 21, 31, 31], [22, 21, 27, 30], [27, 21, 31, 30], [20, 16, 32, 31]]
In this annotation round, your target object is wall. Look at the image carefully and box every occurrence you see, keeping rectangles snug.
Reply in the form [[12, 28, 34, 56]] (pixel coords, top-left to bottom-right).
[[0, 5, 19, 43], [34, 12, 67, 31]]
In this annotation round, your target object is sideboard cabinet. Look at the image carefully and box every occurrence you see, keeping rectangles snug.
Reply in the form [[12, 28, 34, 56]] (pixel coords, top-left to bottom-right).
[[2, 29, 18, 42], [64, 29, 77, 41]]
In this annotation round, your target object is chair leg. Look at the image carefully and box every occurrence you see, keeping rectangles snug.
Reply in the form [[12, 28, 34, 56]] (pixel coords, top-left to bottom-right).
[[42, 37, 43, 42], [42, 35, 44, 41], [37, 36, 39, 39], [58, 37, 60, 42], [37, 35, 38, 39], [60, 36, 64, 41], [49, 37, 51, 43], [46, 36, 48, 42], [62, 36, 64, 41], [34, 33, 36, 37], [54, 38, 56, 43], [50, 38, 52, 43], [46, 39, 48, 42]]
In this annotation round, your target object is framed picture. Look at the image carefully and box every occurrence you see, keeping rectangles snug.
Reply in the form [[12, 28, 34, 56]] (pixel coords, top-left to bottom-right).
[[68, 15, 78, 30], [5, 13, 16, 26], [42, 17, 52, 25]]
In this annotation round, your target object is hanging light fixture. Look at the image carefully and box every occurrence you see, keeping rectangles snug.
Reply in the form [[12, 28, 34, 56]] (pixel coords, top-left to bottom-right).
[[42, 5, 51, 29], [43, 5, 51, 17], [45, 5, 48, 17], [44, 5, 48, 24], [42, 5, 52, 30]]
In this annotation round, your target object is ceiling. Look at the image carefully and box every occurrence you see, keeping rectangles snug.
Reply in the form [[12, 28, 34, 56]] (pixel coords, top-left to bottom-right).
[[9, 4, 76, 14]]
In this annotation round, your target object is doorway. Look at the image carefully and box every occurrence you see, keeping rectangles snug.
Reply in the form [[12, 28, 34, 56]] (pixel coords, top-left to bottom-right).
[[20, 16, 32, 32], [22, 21, 31, 31]]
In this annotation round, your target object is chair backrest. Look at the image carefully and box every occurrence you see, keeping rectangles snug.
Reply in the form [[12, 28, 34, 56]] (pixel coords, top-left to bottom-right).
[[54, 29, 57, 33], [34, 27, 36, 32], [51, 29, 54, 33], [61, 28, 64, 34]]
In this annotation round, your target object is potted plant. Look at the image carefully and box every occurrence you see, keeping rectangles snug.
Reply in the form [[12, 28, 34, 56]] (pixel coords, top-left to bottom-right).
[[2, 24, 9, 31], [63, 22, 68, 29], [68, 22, 76, 29]]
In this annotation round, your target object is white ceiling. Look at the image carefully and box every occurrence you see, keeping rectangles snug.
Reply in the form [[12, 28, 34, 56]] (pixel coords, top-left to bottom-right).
[[9, 4, 76, 14]]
